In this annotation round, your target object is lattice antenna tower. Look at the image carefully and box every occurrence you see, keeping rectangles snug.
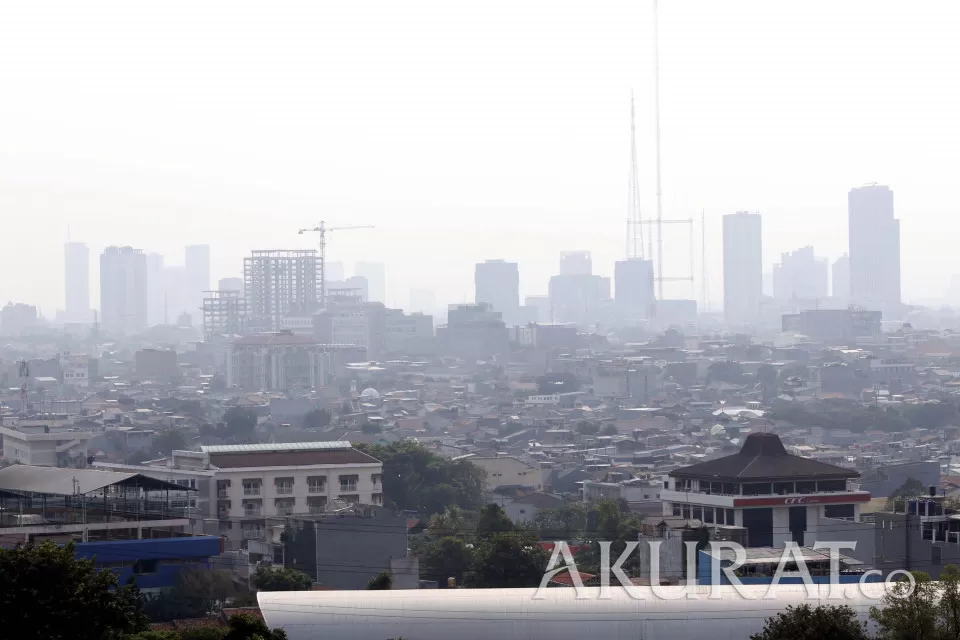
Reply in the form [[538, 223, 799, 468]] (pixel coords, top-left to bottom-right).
[[627, 91, 647, 260]]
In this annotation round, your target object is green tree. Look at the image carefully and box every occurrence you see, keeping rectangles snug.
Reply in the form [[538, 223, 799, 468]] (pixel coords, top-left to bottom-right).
[[416, 536, 475, 588], [367, 571, 393, 590], [871, 571, 940, 640], [600, 424, 618, 436], [358, 441, 486, 514], [476, 504, 514, 538], [463, 532, 547, 588], [223, 407, 258, 436], [223, 613, 287, 640], [940, 564, 960, 640], [0, 540, 147, 640], [532, 503, 588, 540], [752, 604, 869, 640], [303, 408, 332, 429], [251, 566, 313, 592], [427, 505, 472, 538]]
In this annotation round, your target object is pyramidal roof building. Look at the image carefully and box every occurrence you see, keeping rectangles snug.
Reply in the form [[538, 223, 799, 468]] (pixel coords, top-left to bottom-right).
[[661, 432, 869, 548]]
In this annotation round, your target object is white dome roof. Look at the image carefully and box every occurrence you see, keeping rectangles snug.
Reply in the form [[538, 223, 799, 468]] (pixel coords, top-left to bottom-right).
[[359, 388, 380, 399]]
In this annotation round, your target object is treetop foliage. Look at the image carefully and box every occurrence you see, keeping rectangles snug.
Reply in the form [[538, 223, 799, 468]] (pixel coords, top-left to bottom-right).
[[357, 441, 485, 514]]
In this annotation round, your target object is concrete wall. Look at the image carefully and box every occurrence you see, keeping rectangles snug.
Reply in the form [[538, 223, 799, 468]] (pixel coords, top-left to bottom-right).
[[285, 508, 410, 590], [874, 512, 960, 579]]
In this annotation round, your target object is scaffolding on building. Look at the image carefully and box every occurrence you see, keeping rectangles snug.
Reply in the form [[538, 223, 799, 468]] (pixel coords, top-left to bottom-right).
[[243, 250, 321, 332]]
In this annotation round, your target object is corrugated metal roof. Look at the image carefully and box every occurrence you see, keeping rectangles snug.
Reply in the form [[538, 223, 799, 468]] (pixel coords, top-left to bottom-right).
[[200, 441, 352, 454], [0, 465, 191, 495]]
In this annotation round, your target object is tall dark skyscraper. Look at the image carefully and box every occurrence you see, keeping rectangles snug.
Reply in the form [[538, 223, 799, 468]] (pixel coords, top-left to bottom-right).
[[722, 212, 763, 324], [848, 184, 900, 312], [475, 259, 520, 325]]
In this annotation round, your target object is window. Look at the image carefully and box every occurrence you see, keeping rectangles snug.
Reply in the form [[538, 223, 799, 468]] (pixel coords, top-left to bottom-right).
[[339, 494, 360, 504], [275, 498, 295, 515], [703, 508, 714, 524], [339, 475, 359, 492], [133, 559, 159, 574], [274, 477, 294, 495], [242, 479, 261, 496], [307, 496, 327, 513], [672, 503, 681, 517], [218, 501, 231, 514], [242, 500, 262, 516], [219, 521, 232, 533], [372, 493, 383, 505], [217, 480, 231, 498], [307, 476, 327, 493], [725, 509, 736, 526], [372, 474, 382, 487]]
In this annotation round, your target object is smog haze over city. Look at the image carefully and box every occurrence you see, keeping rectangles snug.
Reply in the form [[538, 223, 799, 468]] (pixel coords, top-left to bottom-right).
[[5, 2, 960, 640], [2, 0, 960, 314]]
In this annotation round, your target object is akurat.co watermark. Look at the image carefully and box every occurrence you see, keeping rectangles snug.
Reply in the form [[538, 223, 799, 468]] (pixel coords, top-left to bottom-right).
[[533, 540, 915, 600]]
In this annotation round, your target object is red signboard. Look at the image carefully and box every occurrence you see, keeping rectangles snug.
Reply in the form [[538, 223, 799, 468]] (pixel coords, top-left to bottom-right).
[[733, 493, 871, 508]]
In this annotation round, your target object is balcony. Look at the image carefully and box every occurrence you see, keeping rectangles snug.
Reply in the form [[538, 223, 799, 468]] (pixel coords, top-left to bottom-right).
[[340, 483, 358, 493], [243, 487, 261, 497], [218, 490, 229, 498], [243, 508, 262, 517], [275, 485, 293, 495], [308, 484, 326, 494]]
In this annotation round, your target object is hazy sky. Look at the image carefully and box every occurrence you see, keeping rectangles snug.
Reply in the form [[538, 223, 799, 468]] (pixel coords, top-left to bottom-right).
[[2, 0, 959, 314]]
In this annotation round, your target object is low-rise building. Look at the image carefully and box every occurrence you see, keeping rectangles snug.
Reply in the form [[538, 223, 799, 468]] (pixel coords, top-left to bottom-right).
[[0, 419, 93, 467]]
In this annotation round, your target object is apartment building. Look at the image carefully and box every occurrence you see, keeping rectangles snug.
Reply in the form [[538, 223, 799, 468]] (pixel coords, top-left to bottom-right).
[[95, 441, 383, 549], [0, 419, 93, 467]]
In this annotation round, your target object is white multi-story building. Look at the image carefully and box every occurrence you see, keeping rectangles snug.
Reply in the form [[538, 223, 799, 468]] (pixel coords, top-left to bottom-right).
[[228, 331, 331, 391], [94, 441, 383, 548], [385, 309, 433, 353], [59, 352, 89, 388], [0, 420, 93, 467]]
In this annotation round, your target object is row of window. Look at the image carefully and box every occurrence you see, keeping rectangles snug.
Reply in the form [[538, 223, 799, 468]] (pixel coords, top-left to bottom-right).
[[226, 474, 381, 497], [226, 493, 383, 516], [670, 504, 738, 526], [673, 479, 848, 495]]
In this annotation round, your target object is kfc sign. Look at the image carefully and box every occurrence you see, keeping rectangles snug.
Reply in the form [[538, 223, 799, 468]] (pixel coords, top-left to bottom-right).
[[734, 492, 870, 507]]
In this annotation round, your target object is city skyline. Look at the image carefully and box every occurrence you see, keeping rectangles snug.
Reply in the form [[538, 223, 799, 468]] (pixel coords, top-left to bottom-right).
[[3, 1, 960, 313]]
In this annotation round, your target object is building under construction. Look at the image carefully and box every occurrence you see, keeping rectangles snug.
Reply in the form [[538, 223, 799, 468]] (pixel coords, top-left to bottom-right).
[[202, 290, 245, 339], [243, 250, 321, 332]]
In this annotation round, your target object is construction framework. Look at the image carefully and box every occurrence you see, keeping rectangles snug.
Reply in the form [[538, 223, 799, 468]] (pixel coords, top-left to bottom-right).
[[202, 290, 245, 340], [243, 250, 321, 332]]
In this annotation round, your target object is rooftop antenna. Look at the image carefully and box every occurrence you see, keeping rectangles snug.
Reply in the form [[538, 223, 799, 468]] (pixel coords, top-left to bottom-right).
[[640, 0, 694, 302], [653, 0, 664, 297], [627, 90, 647, 260]]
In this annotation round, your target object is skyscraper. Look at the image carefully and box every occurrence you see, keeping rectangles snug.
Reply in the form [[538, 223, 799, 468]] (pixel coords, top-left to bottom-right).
[[832, 254, 850, 301], [614, 258, 655, 320], [185, 245, 211, 315], [145, 252, 165, 327], [218, 277, 244, 292], [475, 260, 520, 325], [722, 212, 763, 324], [772, 247, 828, 302], [100, 246, 147, 333], [355, 262, 386, 304], [559, 251, 592, 276], [848, 184, 900, 312], [64, 242, 90, 323]]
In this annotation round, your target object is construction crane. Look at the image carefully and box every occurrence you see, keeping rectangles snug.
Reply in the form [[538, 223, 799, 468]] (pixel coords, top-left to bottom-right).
[[297, 221, 374, 307]]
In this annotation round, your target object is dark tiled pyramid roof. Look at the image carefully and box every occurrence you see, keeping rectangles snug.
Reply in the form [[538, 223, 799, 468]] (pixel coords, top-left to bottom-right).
[[671, 432, 859, 481]]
